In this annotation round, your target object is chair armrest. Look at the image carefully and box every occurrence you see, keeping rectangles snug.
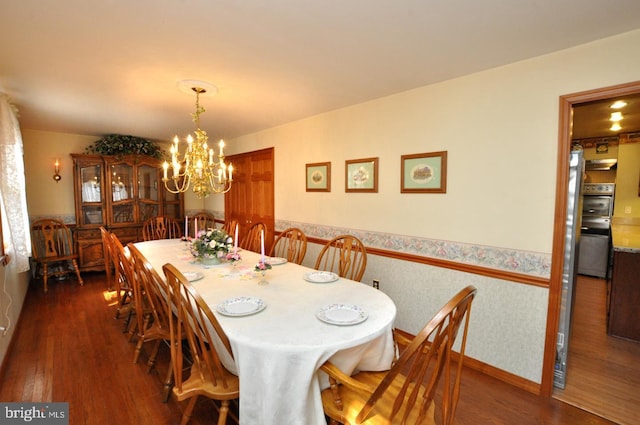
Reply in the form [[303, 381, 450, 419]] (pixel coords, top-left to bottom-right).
[[320, 361, 373, 396]]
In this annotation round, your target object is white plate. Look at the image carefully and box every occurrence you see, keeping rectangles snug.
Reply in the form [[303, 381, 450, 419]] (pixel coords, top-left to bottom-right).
[[267, 257, 287, 265], [182, 271, 204, 282], [304, 271, 339, 283], [316, 304, 368, 325], [217, 297, 266, 317]]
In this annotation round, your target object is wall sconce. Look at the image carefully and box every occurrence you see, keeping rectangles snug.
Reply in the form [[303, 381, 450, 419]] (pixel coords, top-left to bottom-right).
[[53, 159, 62, 183]]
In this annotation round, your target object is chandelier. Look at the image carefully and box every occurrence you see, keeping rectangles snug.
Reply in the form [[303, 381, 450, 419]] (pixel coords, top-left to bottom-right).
[[162, 86, 233, 198]]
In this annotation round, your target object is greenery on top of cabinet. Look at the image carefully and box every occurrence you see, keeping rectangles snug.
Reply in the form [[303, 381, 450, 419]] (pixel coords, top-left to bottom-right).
[[84, 134, 165, 159]]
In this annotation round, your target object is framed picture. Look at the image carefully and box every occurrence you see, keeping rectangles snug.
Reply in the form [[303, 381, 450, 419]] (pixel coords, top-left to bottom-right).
[[596, 142, 609, 154], [306, 162, 331, 192], [401, 151, 447, 193], [345, 157, 378, 193]]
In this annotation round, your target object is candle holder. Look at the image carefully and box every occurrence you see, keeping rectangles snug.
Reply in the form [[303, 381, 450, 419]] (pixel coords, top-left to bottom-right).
[[226, 251, 242, 275], [53, 159, 62, 183], [254, 261, 272, 286]]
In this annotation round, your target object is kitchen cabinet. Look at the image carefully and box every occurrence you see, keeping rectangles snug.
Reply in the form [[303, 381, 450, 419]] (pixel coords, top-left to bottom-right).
[[72, 154, 183, 271], [608, 249, 640, 341]]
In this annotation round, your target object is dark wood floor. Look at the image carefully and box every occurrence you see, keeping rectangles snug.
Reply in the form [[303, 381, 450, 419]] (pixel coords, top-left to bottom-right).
[[553, 275, 640, 425], [0, 273, 618, 424]]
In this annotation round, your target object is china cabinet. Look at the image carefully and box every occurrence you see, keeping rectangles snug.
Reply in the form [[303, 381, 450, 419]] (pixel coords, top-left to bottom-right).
[[72, 154, 183, 271]]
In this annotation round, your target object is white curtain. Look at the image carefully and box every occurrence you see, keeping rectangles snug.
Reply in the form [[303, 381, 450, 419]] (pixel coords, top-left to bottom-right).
[[0, 93, 31, 272]]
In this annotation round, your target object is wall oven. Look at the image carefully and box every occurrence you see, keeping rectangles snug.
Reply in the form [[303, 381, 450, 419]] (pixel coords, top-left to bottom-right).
[[578, 183, 614, 278]]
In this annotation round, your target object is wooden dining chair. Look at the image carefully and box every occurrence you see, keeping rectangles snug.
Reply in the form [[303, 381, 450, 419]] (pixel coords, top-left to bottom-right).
[[222, 218, 239, 237], [142, 216, 183, 241], [109, 232, 136, 333], [162, 263, 239, 425], [100, 226, 115, 291], [240, 222, 267, 253], [320, 285, 477, 425], [268, 227, 307, 265], [314, 234, 367, 282], [192, 212, 217, 235], [128, 243, 175, 402], [30, 218, 84, 292]]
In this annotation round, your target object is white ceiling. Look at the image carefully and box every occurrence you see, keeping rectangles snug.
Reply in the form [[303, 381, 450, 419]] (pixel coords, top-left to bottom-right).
[[2, 0, 640, 143]]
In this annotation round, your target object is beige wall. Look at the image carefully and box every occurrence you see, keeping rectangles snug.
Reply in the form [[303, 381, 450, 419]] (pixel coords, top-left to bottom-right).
[[230, 29, 640, 255], [227, 28, 640, 383], [22, 129, 204, 221], [23, 130, 95, 220], [614, 142, 640, 217], [17, 28, 640, 385]]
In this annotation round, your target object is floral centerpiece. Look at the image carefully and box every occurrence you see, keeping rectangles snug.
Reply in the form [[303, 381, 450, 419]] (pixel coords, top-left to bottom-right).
[[190, 228, 233, 265]]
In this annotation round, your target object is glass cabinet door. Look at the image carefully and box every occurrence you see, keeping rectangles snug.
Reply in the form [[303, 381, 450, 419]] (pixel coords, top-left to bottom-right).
[[138, 165, 158, 201], [163, 189, 182, 219], [137, 164, 160, 222], [110, 163, 134, 224], [80, 163, 103, 225]]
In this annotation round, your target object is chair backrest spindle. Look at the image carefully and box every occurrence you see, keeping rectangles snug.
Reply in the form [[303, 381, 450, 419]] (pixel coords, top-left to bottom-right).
[[142, 216, 182, 241], [268, 227, 307, 265], [240, 222, 268, 253], [314, 234, 367, 281]]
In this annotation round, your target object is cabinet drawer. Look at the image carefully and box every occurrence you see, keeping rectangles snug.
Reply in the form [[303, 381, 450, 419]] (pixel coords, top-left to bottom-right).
[[76, 227, 101, 241], [78, 239, 104, 271], [111, 226, 140, 243]]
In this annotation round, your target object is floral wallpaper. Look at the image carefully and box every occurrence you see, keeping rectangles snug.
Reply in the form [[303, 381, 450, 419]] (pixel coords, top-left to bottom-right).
[[275, 219, 551, 278]]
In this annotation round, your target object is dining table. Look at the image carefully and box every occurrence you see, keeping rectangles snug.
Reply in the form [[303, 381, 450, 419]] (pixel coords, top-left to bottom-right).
[[133, 238, 397, 425]]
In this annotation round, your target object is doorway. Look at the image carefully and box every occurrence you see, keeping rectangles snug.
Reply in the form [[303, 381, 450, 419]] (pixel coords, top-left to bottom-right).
[[553, 274, 640, 424], [545, 81, 640, 422], [224, 147, 275, 252]]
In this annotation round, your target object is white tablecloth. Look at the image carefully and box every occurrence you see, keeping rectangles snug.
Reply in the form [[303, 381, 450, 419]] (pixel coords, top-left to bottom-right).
[[134, 239, 397, 425]]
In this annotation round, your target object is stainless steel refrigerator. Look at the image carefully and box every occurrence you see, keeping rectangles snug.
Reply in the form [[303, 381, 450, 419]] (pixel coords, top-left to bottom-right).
[[554, 147, 584, 389]]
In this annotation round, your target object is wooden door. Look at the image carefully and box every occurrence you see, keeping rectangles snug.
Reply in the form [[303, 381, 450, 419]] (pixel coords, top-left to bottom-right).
[[225, 148, 275, 253]]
